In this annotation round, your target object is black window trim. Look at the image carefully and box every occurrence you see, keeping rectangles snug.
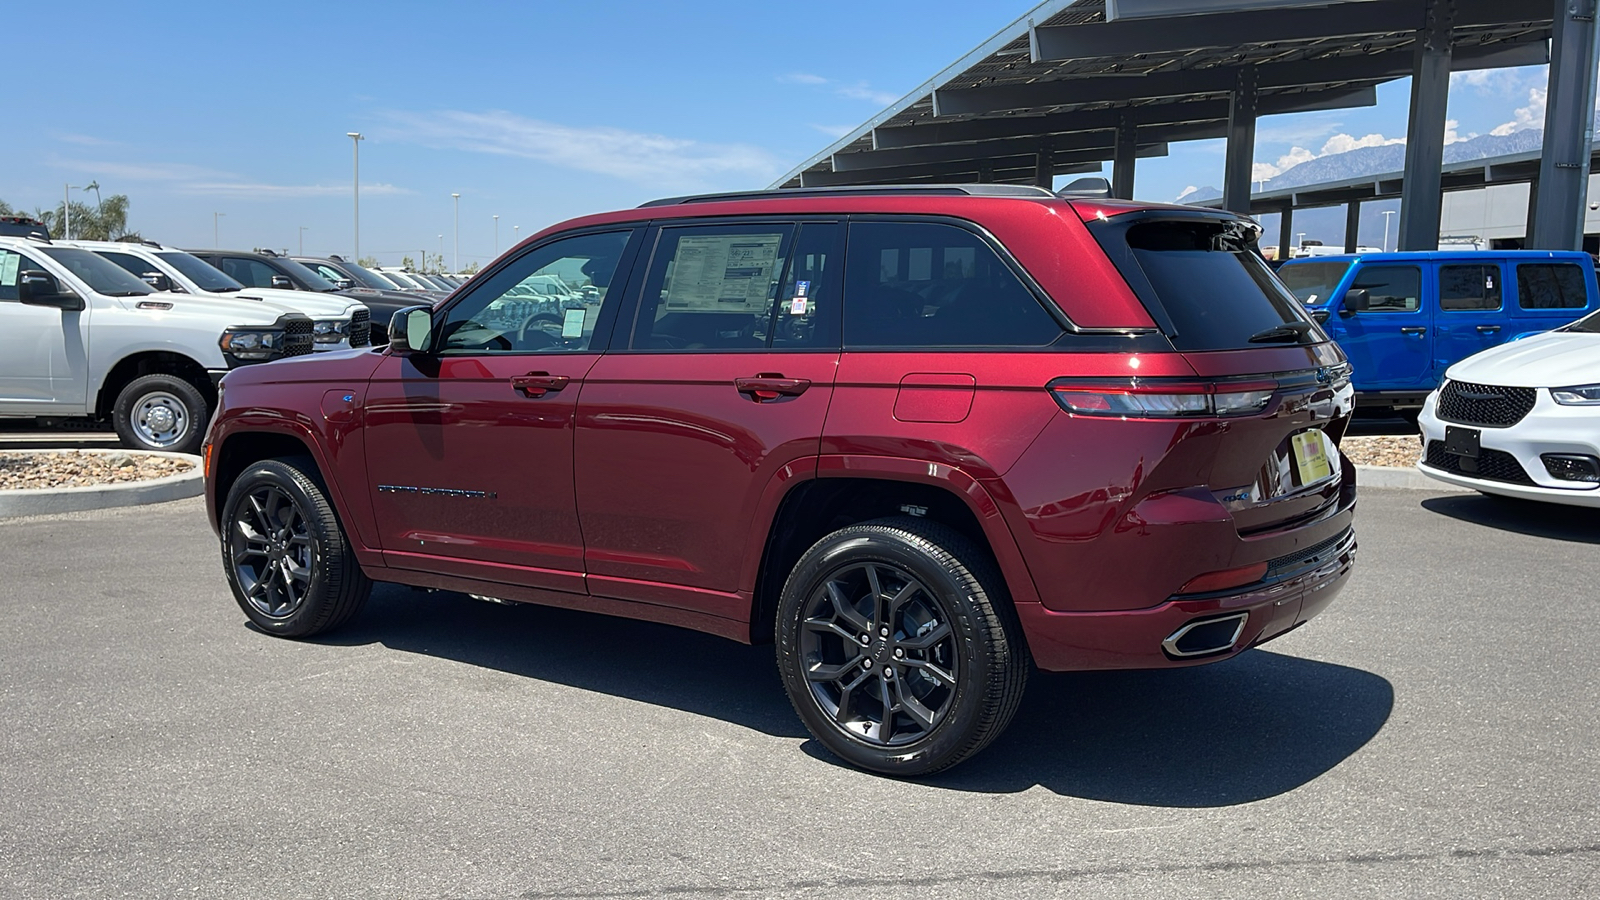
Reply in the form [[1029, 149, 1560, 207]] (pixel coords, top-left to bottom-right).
[[1514, 261, 1590, 313], [1436, 261, 1504, 314], [427, 224, 646, 357], [1344, 262, 1425, 315]]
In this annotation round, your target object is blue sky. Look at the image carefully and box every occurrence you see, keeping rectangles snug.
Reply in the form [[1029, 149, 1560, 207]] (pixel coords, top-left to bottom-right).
[[1, 2, 1554, 266]]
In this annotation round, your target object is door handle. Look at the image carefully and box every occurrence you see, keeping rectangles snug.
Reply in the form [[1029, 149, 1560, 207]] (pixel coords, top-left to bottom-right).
[[1476, 325, 1501, 333], [735, 374, 811, 402], [510, 372, 570, 397], [1400, 326, 1427, 335]]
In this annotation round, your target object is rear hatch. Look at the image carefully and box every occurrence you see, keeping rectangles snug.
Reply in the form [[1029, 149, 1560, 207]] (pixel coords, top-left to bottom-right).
[[1078, 207, 1354, 534]]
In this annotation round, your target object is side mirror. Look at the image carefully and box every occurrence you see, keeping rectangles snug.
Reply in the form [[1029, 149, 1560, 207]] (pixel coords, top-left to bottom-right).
[[389, 306, 435, 354], [140, 271, 173, 292], [333, 278, 355, 290], [17, 270, 85, 311], [1340, 288, 1369, 317], [269, 274, 294, 290]]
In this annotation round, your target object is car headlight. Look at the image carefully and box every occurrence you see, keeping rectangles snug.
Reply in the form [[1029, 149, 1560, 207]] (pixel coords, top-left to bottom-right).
[[219, 328, 285, 361], [312, 320, 349, 344], [1551, 383, 1600, 406]]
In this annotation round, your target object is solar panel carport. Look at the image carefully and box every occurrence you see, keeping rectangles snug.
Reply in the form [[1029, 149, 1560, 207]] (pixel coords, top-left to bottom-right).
[[773, 0, 1599, 252]]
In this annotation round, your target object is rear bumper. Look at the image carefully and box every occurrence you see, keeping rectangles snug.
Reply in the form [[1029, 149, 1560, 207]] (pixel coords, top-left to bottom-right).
[[1018, 524, 1356, 672]]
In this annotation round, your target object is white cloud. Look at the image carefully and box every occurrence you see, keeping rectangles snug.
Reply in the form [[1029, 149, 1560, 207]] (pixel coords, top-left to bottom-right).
[[380, 109, 780, 187], [179, 182, 407, 199], [51, 132, 122, 148], [50, 158, 233, 182], [1443, 118, 1477, 145], [48, 157, 409, 199], [809, 123, 856, 138], [1175, 185, 1199, 202], [1490, 87, 1546, 136], [778, 72, 829, 85], [1251, 132, 1403, 180], [779, 73, 902, 106], [1318, 132, 1406, 155]]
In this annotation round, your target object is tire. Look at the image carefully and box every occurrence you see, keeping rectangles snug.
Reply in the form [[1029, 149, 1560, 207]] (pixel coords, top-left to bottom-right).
[[112, 373, 208, 454], [220, 457, 371, 638], [776, 516, 1030, 776]]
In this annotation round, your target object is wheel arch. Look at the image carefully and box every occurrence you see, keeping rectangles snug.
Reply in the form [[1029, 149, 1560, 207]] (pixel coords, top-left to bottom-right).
[[96, 351, 215, 419], [210, 426, 337, 531]]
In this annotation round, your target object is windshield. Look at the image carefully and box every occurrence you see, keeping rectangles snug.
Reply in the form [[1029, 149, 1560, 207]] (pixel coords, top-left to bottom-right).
[[333, 260, 395, 291], [276, 257, 339, 291], [359, 268, 403, 290], [40, 247, 152, 296], [1277, 261, 1353, 306], [1563, 307, 1600, 333], [156, 251, 246, 292]]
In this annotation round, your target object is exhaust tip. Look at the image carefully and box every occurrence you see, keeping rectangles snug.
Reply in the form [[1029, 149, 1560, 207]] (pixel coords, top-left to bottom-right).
[[1162, 612, 1249, 658]]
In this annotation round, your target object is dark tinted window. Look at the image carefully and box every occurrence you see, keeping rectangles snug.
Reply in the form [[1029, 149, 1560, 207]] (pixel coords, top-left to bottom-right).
[[39, 247, 151, 295], [1277, 261, 1351, 306], [98, 251, 164, 281], [773, 223, 841, 349], [1117, 219, 1314, 349], [1439, 264, 1502, 311], [156, 252, 243, 292], [843, 221, 1058, 348], [1348, 265, 1421, 313], [0, 249, 44, 301], [633, 224, 793, 351], [1516, 263, 1588, 309], [218, 257, 280, 288]]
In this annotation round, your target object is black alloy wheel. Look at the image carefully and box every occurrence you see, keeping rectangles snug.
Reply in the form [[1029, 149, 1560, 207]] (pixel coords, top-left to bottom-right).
[[777, 517, 1030, 776], [221, 457, 371, 637]]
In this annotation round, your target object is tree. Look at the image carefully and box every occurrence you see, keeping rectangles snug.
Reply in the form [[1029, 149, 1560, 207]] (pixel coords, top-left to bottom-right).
[[357, 256, 379, 268], [461, 261, 480, 275], [38, 194, 136, 241], [0, 199, 12, 216]]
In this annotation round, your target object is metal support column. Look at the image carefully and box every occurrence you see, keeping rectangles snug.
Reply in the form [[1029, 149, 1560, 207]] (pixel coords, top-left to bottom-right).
[[1112, 114, 1138, 199], [1525, 178, 1540, 246], [1344, 200, 1363, 252], [1397, 0, 1455, 251], [978, 160, 994, 184], [1530, 0, 1600, 249], [1034, 142, 1054, 189], [1222, 65, 1258, 215], [1278, 204, 1295, 260]]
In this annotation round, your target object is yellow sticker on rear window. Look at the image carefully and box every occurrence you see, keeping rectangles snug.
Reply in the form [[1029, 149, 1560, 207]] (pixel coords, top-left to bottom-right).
[[1292, 430, 1333, 485]]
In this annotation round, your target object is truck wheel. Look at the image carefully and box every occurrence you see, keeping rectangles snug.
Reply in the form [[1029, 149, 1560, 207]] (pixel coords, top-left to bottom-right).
[[112, 373, 207, 454], [776, 517, 1030, 776], [220, 457, 371, 638]]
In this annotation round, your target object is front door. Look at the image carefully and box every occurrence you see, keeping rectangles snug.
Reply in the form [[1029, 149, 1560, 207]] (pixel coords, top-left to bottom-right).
[[1328, 263, 1431, 390], [363, 229, 640, 594], [0, 247, 92, 414], [575, 221, 843, 619]]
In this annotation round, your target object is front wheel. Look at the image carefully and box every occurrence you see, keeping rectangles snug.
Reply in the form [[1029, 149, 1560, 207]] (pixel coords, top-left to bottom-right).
[[112, 373, 208, 454], [776, 517, 1029, 776], [221, 457, 371, 638]]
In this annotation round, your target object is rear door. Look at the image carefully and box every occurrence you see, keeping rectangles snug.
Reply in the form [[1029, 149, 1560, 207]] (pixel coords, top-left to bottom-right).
[[574, 220, 842, 619], [1434, 260, 1509, 372], [1330, 262, 1430, 389]]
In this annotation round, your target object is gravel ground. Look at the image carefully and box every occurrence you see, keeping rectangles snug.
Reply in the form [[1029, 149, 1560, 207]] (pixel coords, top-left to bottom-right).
[[0, 451, 194, 491], [1341, 434, 1422, 468]]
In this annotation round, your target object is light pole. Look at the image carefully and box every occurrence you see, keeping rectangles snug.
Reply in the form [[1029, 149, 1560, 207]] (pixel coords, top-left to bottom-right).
[[213, 211, 225, 248], [493, 214, 499, 256], [1296, 231, 1306, 254], [64, 183, 81, 239], [513, 224, 519, 242], [298, 226, 309, 256], [437, 235, 444, 273], [451, 193, 460, 274], [347, 132, 364, 261], [1381, 210, 1396, 252]]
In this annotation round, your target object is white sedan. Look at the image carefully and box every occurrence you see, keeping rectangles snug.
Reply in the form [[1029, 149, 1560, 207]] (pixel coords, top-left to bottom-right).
[[1417, 308, 1600, 506]]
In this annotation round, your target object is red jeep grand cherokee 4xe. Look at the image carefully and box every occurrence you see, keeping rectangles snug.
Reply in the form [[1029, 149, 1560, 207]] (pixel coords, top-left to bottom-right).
[[204, 185, 1356, 776]]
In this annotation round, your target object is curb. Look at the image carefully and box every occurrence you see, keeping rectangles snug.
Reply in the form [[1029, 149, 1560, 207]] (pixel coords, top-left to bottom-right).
[[0, 449, 203, 518], [1356, 463, 1470, 492]]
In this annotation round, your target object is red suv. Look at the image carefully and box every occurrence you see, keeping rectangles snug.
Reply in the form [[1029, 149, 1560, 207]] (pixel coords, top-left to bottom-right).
[[203, 185, 1357, 775]]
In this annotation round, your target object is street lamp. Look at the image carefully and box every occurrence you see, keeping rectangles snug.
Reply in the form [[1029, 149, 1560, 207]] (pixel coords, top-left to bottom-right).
[[213, 211, 225, 248], [63, 183, 82, 239], [1381, 210, 1397, 252], [493, 214, 499, 256], [1296, 232, 1307, 254], [347, 132, 364, 261], [298, 226, 310, 256], [451, 192, 460, 274], [437, 234, 444, 274]]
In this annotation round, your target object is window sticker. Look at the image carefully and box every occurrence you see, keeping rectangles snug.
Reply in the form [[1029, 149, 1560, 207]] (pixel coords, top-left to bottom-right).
[[0, 252, 19, 286], [663, 234, 783, 313], [795, 280, 809, 298], [561, 308, 585, 338], [790, 297, 808, 315]]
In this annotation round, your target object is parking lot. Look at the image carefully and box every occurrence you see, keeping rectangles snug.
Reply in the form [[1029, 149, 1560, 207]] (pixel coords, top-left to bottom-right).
[[1, 486, 1594, 898]]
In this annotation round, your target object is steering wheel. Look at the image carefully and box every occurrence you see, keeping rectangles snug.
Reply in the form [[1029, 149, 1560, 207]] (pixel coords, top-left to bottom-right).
[[518, 313, 564, 349]]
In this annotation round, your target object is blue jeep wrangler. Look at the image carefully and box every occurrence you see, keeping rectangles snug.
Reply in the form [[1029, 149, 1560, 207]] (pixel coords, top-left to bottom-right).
[[1278, 251, 1599, 411]]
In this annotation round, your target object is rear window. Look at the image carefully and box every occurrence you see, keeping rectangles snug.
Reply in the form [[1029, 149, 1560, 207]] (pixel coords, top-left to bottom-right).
[[1516, 263, 1588, 310], [1277, 261, 1351, 306], [1106, 219, 1316, 351]]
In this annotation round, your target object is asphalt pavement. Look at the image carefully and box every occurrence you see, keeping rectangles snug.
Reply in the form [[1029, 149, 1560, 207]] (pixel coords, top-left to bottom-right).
[[1, 488, 1596, 898]]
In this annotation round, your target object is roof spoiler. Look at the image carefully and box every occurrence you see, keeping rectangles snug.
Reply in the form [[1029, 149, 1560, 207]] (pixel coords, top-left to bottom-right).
[[1055, 177, 1111, 199]]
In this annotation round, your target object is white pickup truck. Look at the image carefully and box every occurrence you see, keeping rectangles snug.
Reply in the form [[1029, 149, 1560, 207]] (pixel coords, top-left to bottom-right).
[[0, 235, 316, 454]]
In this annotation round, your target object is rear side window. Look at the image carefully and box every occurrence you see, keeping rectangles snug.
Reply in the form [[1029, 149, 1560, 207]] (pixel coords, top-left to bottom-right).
[[1348, 265, 1421, 312], [842, 221, 1059, 348], [1107, 219, 1314, 350], [1516, 263, 1587, 309], [1277, 261, 1351, 306], [633, 224, 793, 351], [1439, 264, 1501, 311], [219, 257, 280, 288]]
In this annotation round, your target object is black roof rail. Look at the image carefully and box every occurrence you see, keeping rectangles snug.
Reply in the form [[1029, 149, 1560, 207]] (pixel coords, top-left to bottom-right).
[[328, 254, 346, 262], [639, 183, 1056, 208], [255, 248, 278, 256]]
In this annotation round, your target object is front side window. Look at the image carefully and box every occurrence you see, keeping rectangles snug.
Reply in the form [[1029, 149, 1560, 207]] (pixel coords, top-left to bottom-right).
[[437, 230, 632, 354], [1516, 263, 1587, 309], [156, 252, 244, 292], [842, 221, 1059, 348], [1347, 265, 1421, 313], [219, 257, 280, 289], [632, 224, 793, 351], [302, 262, 348, 284], [98, 251, 166, 283], [0, 249, 45, 302], [1439, 264, 1502, 312], [39, 247, 152, 296]]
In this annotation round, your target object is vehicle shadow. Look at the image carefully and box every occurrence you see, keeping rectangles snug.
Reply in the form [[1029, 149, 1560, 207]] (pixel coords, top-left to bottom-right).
[[1421, 494, 1600, 544], [317, 585, 1392, 807]]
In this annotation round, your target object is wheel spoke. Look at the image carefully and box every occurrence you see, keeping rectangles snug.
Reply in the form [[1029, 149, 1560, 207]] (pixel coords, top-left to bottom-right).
[[899, 621, 951, 652], [826, 581, 871, 633], [806, 655, 866, 684], [803, 617, 860, 644], [246, 495, 270, 533], [864, 565, 885, 622], [885, 580, 919, 621], [282, 557, 311, 586], [893, 678, 938, 732], [876, 675, 896, 743], [900, 657, 957, 687]]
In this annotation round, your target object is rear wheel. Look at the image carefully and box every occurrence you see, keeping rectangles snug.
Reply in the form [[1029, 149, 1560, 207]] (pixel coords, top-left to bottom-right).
[[776, 517, 1029, 776], [221, 457, 371, 638], [112, 373, 207, 454]]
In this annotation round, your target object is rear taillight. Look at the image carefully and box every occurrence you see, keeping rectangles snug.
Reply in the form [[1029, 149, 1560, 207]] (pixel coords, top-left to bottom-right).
[[1048, 377, 1276, 419]]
